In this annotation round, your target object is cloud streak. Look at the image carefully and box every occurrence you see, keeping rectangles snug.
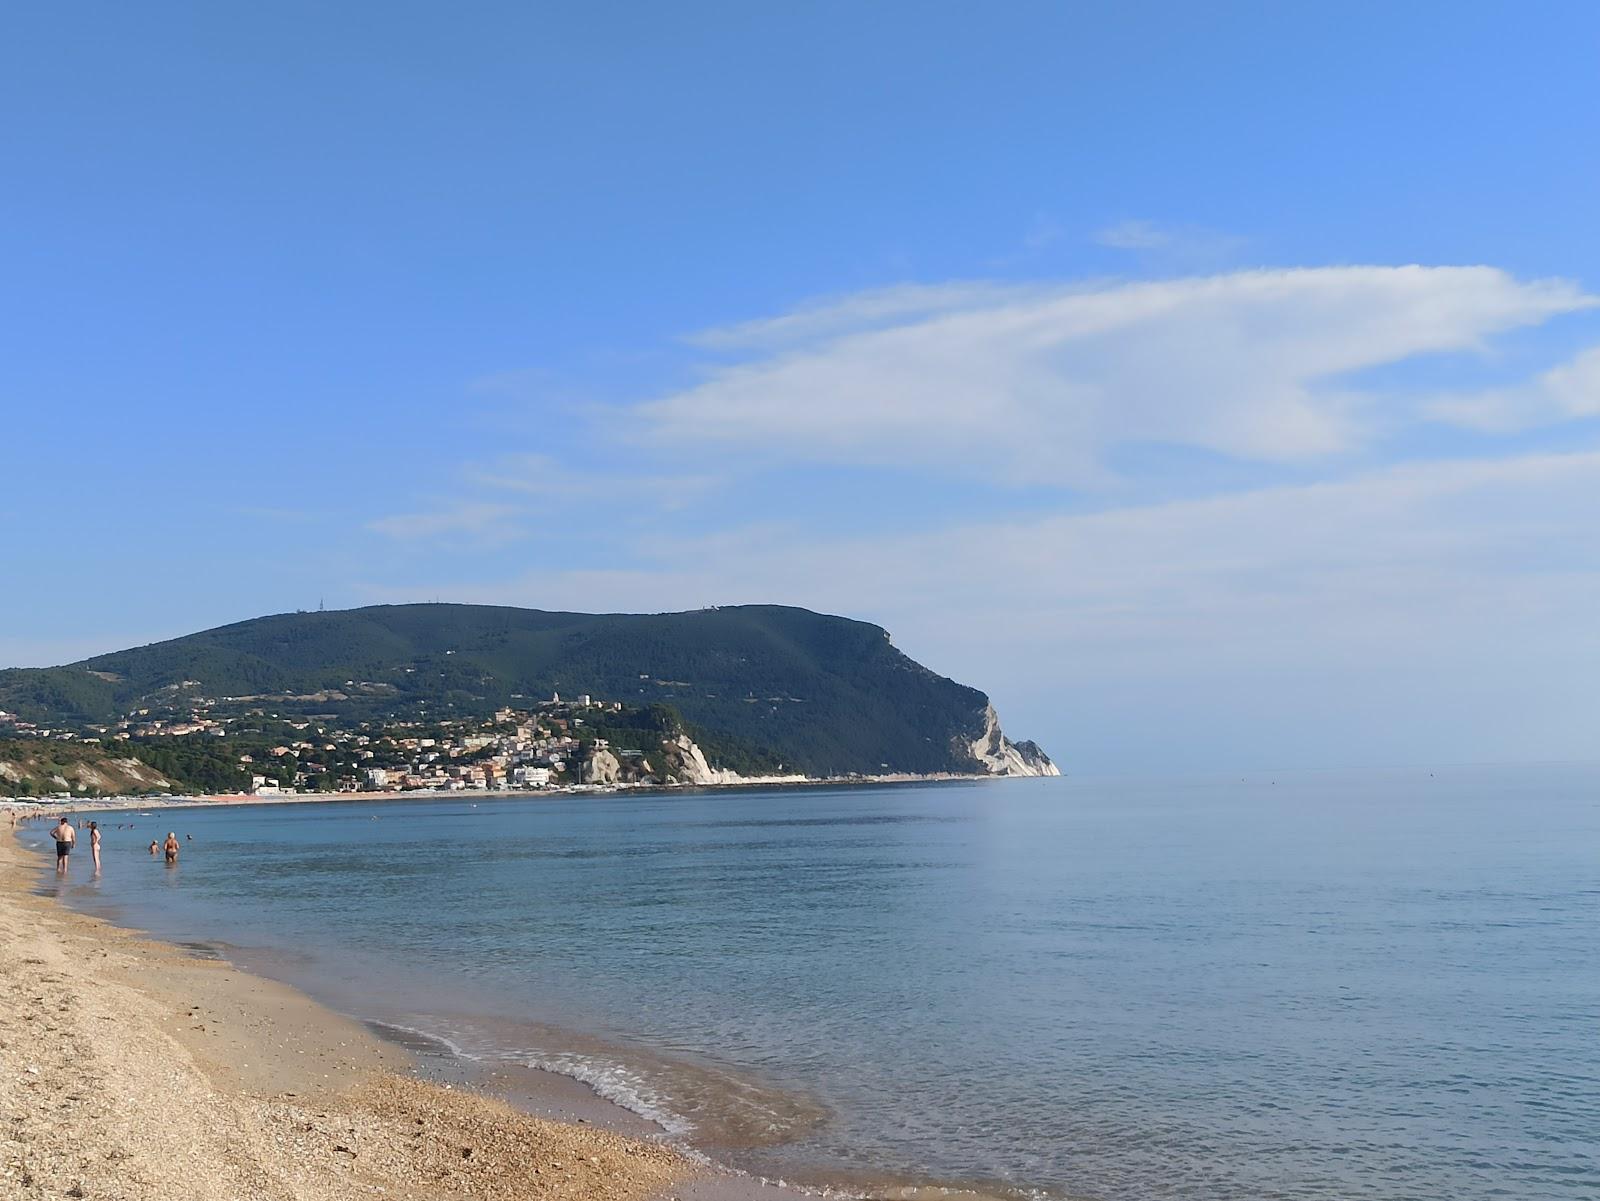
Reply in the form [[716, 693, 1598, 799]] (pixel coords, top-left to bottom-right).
[[1092, 218, 1248, 264], [464, 452, 717, 510], [367, 502, 525, 545], [644, 267, 1594, 485], [1428, 345, 1600, 432], [1094, 219, 1178, 251]]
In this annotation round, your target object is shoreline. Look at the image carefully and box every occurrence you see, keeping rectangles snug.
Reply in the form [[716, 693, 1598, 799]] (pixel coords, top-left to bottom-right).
[[0, 825, 771, 1201], [2, 769, 1034, 817], [7, 815, 1029, 1201]]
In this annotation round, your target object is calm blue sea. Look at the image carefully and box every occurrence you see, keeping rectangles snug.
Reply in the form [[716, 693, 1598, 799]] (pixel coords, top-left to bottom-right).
[[27, 767, 1600, 1200]]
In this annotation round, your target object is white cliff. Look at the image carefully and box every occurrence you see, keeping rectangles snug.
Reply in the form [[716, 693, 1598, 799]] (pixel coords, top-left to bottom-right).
[[966, 704, 1060, 777], [660, 734, 746, 786], [578, 748, 623, 785], [572, 732, 805, 788], [579, 719, 1055, 786]]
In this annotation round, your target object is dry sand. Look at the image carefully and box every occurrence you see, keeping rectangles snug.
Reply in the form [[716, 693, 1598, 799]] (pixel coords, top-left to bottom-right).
[[0, 831, 691, 1201]]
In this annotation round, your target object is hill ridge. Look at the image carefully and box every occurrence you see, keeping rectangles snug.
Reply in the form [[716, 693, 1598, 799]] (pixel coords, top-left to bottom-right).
[[0, 603, 1057, 778]]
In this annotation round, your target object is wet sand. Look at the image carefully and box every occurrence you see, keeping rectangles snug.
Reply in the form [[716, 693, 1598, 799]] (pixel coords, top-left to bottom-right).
[[0, 828, 697, 1201]]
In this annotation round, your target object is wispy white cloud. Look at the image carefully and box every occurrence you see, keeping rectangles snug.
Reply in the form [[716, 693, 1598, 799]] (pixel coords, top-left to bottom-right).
[[1428, 344, 1600, 432], [644, 267, 1594, 485], [465, 453, 717, 510], [367, 502, 525, 544], [684, 281, 1051, 352], [1093, 218, 1249, 264], [1094, 219, 1176, 251]]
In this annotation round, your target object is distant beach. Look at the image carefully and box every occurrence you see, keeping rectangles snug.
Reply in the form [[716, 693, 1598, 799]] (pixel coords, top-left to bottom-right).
[[2, 768, 999, 822]]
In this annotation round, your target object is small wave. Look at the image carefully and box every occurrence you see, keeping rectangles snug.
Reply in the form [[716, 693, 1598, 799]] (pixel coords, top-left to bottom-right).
[[518, 1049, 697, 1138], [364, 1018, 486, 1064], [366, 1014, 701, 1137], [375, 1011, 829, 1151]]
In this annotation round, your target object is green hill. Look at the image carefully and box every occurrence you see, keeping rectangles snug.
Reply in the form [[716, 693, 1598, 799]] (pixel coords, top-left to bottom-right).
[[0, 604, 1054, 777], [0, 739, 180, 798]]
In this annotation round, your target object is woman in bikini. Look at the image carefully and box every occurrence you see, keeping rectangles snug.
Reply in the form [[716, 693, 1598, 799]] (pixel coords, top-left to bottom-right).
[[163, 832, 180, 865]]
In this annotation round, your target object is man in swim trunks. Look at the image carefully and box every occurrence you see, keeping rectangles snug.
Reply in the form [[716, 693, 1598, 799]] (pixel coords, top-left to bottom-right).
[[52, 817, 76, 872]]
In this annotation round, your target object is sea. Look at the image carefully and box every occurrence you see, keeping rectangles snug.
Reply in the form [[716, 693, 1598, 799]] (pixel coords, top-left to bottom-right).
[[25, 765, 1600, 1201]]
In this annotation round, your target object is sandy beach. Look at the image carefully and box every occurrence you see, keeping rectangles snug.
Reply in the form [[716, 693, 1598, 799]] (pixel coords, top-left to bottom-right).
[[0, 827, 695, 1201]]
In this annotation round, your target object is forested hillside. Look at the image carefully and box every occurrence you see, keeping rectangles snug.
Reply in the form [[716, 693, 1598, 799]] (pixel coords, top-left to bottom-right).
[[0, 604, 1047, 777], [0, 740, 179, 798]]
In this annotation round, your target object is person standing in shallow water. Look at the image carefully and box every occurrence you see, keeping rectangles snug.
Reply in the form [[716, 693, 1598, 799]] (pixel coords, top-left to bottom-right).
[[163, 832, 180, 865], [149, 840, 159, 856], [51, 816, 76, 873], [88, 821, 102, 873]]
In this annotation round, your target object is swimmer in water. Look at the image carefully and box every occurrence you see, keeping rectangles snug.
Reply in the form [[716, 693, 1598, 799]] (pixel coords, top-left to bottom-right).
[[51, 817, 76, 873]]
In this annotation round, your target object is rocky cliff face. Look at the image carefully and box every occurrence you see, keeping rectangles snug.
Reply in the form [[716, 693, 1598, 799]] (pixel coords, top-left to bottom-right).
[[577, 735, 792, 787], [656, 735, 744, 786], [572, 713, 1058, 787], [963, 704, 1061, 777], [577, 748, 623, 786]]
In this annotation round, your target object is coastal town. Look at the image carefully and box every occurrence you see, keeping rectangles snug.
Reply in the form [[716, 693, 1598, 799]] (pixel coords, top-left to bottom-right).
[[0, 694, 773, 801]]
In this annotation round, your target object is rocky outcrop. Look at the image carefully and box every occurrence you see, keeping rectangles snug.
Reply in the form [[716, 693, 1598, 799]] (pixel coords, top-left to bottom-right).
[[578, 748, 622, 785], [1006, 739, 1057, 776], [579, 716, 1057, 787], [963, 704, 1060, 777], [575, 736, 741, 786], [657, 735, 744, 786]]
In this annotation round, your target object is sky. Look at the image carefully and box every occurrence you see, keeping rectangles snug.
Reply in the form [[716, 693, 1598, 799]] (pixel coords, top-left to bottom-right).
[[3, 2, 1599, 773]]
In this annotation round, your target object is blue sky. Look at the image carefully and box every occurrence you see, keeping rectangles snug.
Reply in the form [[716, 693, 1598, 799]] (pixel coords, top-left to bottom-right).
[[4, 2, 1599, 772]]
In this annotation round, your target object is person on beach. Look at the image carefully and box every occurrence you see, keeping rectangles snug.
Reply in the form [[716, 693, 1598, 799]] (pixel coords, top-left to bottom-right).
[[52, 817, 76, 872], [89, 821, 102, 873], [163, 832, 180, 865]]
